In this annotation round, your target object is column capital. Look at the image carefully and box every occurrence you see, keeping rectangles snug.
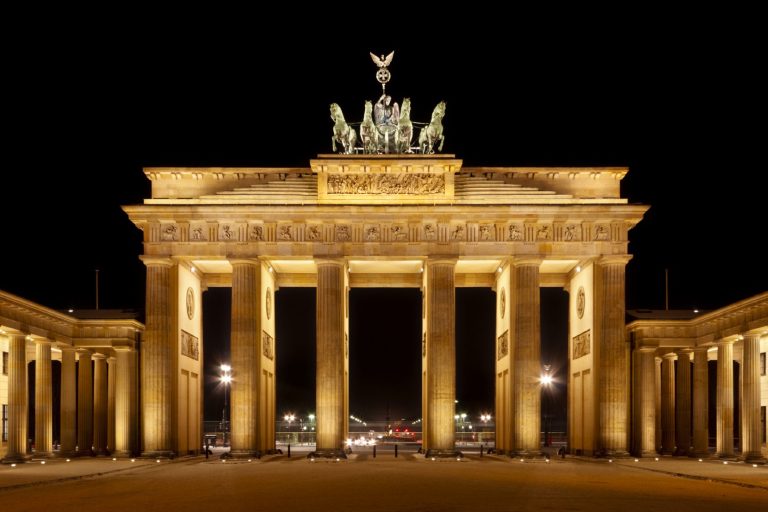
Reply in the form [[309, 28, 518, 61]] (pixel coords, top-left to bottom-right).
[[314, 258, 346, 268], [76, 348, 92, 356], [425, 258, 457, 267], [228, 258, 261, 267], [59, 345, 77, 353], [742, 332, 762, 342], [112, 344, 135, 353], [33, 337, 53, 346], [596, 254, 633, 266], [635, 346, 658, 354], [139, 256, 174, 267], [511, 257, 542, 267], [92, 352, 108, 360], [716, 338, 736, 346], [661, 352, 678, 361], [691, 346, 710, 353], [675, 349, 692, 360]]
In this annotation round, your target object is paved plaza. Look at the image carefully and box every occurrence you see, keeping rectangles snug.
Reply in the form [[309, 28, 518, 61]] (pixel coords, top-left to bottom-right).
[[1, 454, 765, 512]]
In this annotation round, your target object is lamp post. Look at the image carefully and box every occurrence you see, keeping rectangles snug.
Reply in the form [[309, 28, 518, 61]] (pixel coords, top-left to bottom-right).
[[220, 364, 231, 446], [541, 364, 553, 447], [480, 413, 491, 445], [284, 414, 295, 443]]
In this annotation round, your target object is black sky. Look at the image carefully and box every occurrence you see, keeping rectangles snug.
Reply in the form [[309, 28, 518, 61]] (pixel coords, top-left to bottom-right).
[[4, 22, 766, 425]]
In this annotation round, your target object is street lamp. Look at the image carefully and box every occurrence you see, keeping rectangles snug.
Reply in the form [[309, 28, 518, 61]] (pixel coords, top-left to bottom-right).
[[480, 413, 491, 446], [220, 364, 231, 446], [541, 364, 553, 447], [284, 414, 296, 444]]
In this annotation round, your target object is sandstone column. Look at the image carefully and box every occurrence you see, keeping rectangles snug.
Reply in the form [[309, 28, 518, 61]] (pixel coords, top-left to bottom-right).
[[230, 259, 261, 457], [741, 334, 765, 461], [1, 333, 29, 463], [660, 353, 676, 454], [141, 258, 175, 457], [315, 260, 347, 457], [76, 348, 93, 456], [92, 354, 108, 455], [59, 347, 77, 456], [633, 347, 656, 456], [114, 347, 137, 456], [512, 259, 540, 454], [34, 340, 53, 457], [691, 347, 709, 457], [675, 350, 691, 455], [107, 356, 116, 453], [655, 357, 662, 452], [716, 339, 735, 458], [595, 256, 631, 455]]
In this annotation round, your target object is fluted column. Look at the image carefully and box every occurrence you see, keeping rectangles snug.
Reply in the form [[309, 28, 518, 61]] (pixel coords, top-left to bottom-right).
[[660, 353, 676, 454], [315, 260, 346, 456], [741, 334, 765, 461], [230, 260, 261, 457], [691, 347, 709, 457], [595, 256, 631, 455], [93, 354, 108, 455], [423, 259, 457, 456], [512, 259, 540, 454], [675, 351, 692, 455], [114, 347, 137, 456], [59, 347, 77, 455], [34, 340, 53, 457], [141, 258, 175, 457], [633, 347, 656, 456], [107, 356, 116, 453], [655, 357, 662, 452], [716, 339, 735, 458], [1, 333, 29, 463], [76, 349, 93, 456]]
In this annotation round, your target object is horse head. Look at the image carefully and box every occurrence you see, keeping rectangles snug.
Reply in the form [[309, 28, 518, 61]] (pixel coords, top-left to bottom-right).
[[363, 100, 373, 121], [330, 103, 344, 123], [431, 101, 446, 121], [400, 98, 411, 121]]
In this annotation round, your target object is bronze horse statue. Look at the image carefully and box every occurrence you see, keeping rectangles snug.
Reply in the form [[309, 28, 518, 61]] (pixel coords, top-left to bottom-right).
[[330, 103, 357, 154], [359, 101, 378, 154], [418, 101, 446, 154], [397, 98, 413, 153]]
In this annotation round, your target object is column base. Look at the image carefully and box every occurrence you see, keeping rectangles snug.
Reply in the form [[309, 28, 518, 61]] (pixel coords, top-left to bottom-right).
[[75, 448, 94, 457], [31, 452, 54, 459], [53, 450, 78, 458], [688, 450, 710, 458], [110, 450, 134, 458], [1, 454, 31, 464], [741, 453, 767, 464], [141, 450, 175, 459], [425, 449, 463, 459], [595, 449, 630, 458], [673, 447, 690, 456], [223, 450, 262, 459], [308, 449, 347, 460], [716, 452, 737, 460]]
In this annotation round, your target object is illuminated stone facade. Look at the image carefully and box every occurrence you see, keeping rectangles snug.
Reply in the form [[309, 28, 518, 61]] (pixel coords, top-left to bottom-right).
[[124, 154, 647, 457], [628, 294, 768, 460], [0, 291, 141, 461]]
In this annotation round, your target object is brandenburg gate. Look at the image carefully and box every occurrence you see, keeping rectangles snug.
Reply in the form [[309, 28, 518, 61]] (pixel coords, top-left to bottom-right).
[[123, 155, 647, 458]]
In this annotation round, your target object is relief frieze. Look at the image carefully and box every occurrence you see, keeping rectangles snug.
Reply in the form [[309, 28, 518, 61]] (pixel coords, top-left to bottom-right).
[[326, 173, 445, 195], [572, 330, 591, 360]]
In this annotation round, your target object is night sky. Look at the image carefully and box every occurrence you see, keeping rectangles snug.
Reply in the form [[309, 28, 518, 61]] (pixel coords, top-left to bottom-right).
[[4, 26, 765, 428]]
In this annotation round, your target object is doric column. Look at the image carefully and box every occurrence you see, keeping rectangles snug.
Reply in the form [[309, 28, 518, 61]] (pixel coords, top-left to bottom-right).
[[512, 259, 540, 454], [230, 259, 261, 457], [34, 340, 53, 457], [660, 353, 676, 454], [141, 258, 175, 457], [1, 333, 29, 463], [59, 347, 77, 455], [424, 259, 457, 456], [114, 347, 137, 456], [716, 339, 735, 458], [76, 348, 93, 456], [315, 259, 347, 456], [741, 334, 765, 461], [107, 356, 116, 453], [632, 347, 656, 456], [595, 256, 631, 455], [93, 354, 108, 455], [691, 347, 709, 457], [674, 350, 692, 455], [655, 357, 662, 452]]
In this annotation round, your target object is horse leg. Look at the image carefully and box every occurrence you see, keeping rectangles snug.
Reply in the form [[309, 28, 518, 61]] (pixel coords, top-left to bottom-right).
[[438, 135, 445, 153]]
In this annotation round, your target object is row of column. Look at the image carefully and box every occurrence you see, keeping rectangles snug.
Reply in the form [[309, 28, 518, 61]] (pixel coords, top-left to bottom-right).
[[633, 335, 764, 460], [2, 333, 136, 463]]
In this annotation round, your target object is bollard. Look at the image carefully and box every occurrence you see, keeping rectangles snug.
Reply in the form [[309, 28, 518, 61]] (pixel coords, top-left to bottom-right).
[[480, 444, 483, 457], [395, 444, 398, 458], [373, 445, 377, 458], [287, 443, 291, 458]]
